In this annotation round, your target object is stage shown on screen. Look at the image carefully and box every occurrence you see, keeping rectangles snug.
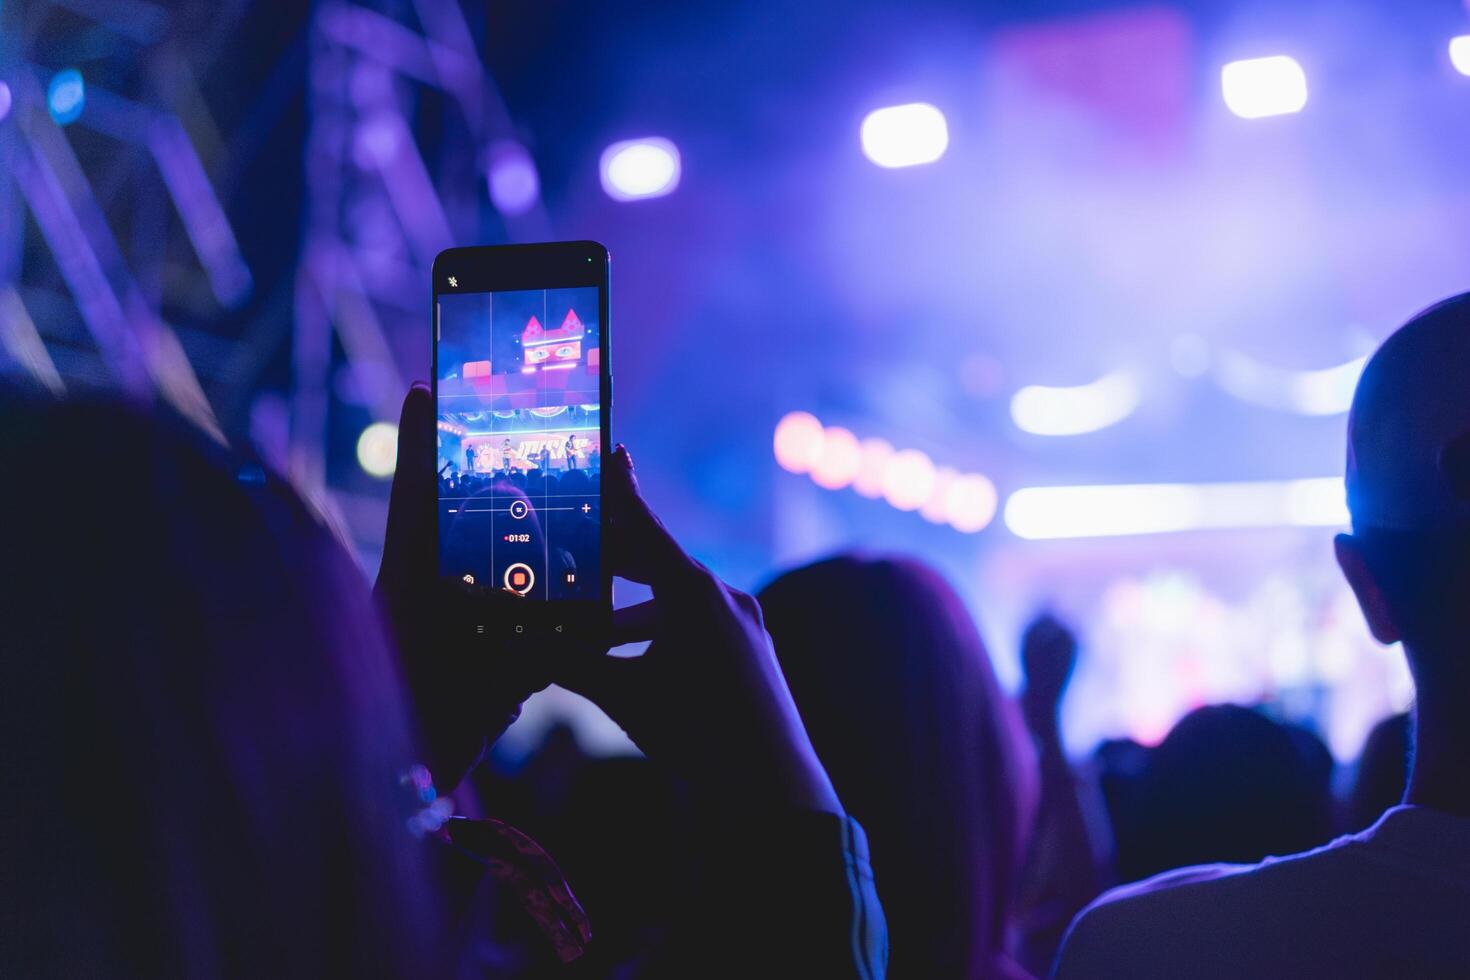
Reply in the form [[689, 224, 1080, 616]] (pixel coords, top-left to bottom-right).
[[436, 287, 602, 601]]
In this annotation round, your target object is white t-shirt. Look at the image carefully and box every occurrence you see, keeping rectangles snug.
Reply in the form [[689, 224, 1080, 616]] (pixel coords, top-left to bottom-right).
[[1053, 806, 1470, 979]]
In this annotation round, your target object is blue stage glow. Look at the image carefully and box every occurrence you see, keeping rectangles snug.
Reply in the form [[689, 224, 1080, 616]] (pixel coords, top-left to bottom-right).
[[486, 141, 540, 216], [0, 81, 12, 123], [47, 69, 85, 126]]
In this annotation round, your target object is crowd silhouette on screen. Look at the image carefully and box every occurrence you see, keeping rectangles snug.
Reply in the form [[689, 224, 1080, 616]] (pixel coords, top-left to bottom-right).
[[5, 292, 1470, 978]]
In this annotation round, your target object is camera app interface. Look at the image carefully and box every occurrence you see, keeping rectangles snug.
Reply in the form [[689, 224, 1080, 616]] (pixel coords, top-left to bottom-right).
[[437, 286, 602, 600]]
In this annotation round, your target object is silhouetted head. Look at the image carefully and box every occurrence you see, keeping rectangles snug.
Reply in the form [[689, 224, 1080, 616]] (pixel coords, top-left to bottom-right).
[[1114, 705, 1334, 882], [0, 391, 437, 974], [759, 555, 1036, 979], [1335, 293, 1470, 670]]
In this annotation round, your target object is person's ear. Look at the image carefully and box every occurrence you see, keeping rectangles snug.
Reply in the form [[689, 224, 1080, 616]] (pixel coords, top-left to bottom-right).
[[1335, 533, 1401, 645]]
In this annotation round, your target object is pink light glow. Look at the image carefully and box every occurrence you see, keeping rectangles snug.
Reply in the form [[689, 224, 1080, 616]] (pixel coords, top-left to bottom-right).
[[882, 449, 937, 512], [811, 426, 861, 490], [853, 437, 893, 498], [773, 411, 825, 474]]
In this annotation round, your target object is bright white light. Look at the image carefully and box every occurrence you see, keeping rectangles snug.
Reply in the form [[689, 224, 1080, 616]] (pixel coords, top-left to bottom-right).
[[600, 137, 681, 201], [1010, 371, 1139, 436], [1221, 56, 1308, 119], [944, 474, 999, 533], [811, 426, 861, 490], [356, 421, 398, 478], [1216, 352, 1366, 416], [1451, 36, 1470, 76], [882, 449, 937, 511], [1285, 477, 1350, 526], [860, 102, 949, 168], [487, 141, 540, 215], [773, 411, 825, 474], [1004, 477, 1348, 540]]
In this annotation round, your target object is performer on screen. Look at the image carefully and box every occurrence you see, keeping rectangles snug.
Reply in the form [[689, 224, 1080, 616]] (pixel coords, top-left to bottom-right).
[[501, 438, 514, 476], [539, 445, 552, 472], [565, 433, 579, 471]]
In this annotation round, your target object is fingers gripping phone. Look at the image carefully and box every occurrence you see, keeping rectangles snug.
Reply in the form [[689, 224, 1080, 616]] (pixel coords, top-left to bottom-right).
[[432, 242, 612, 640]]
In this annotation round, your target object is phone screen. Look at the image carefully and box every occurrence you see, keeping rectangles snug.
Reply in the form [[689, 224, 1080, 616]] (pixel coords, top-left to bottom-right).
[[433, 244, 610, 631]]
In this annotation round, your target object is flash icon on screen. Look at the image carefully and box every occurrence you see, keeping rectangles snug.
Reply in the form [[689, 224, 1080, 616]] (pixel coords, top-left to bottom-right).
[[447, 276, 458, 287]]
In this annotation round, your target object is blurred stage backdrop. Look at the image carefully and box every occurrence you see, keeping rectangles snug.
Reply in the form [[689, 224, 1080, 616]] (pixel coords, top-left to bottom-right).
[[7, 0, 1470, 759]]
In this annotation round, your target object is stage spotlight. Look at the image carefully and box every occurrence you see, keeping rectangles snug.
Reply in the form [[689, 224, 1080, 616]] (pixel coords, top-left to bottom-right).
[[1010, 370, 1139, 436], [811, 425, 862, 490], [1003, 477, 1346, 540], [1451, 36, 1470, 76], [486, 141, 540, 216], [860, 102, 949, 168], [1221, 56, 1307, 119], [945, 474, 999, 534], [599, 137, 681, 201], [882, 449, 937, 511], [47, 69, 85, 126], [356, 421, 398, 478], [0, 82, 11, 123], [853, 437, 894, 498], [773, 411, 826, 474]]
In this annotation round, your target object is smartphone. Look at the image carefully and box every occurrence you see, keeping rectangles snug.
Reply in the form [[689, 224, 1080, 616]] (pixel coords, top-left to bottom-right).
[[432, 242, 611, 640]]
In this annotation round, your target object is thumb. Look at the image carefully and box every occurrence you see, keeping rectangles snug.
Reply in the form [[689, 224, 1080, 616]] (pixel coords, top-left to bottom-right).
[[606, 445, 698, 588], [379, 382, 435, 589]]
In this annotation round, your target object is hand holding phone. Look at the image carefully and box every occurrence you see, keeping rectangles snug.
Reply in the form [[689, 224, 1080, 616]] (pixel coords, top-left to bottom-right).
[[376, 383, 553, 788], [553, 448, 843, 816], [433, 242, 612, 640]]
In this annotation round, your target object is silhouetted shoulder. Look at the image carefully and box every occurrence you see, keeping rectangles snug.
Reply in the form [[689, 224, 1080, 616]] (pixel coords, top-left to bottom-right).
[[1055, 807, 1470, 980]]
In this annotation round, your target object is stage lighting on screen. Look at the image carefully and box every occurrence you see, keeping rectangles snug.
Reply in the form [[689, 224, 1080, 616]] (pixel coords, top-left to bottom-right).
[[47, 69, 85, 126], [860, 103, 949, 168], [486, 141, 540, 216], [0, 82, 11, 123], [356, 421, 398, 478], [1451, 36, 1470, 76], [599, 137, 681, 201], [1221, 56, 1307, 119]]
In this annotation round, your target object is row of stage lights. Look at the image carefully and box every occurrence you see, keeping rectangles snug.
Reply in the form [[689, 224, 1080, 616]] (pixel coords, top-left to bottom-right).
[[584, 37, 1470, 199], [355, 410, 1348, 541], [20, 36, 1470, 204], [773, 410, 1350, 540]]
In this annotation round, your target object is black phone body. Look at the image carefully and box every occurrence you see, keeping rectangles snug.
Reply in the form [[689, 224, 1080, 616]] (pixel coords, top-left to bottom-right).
[[432, 242, 612, 641]]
